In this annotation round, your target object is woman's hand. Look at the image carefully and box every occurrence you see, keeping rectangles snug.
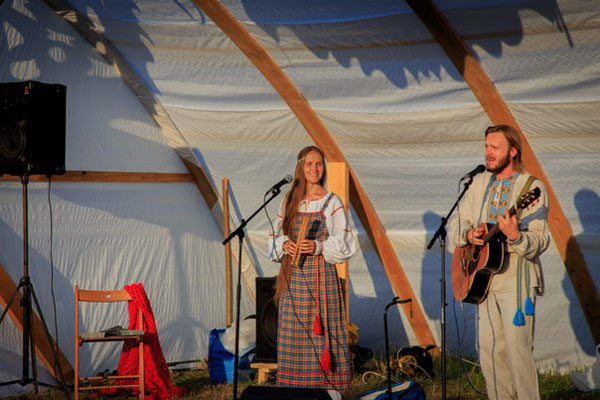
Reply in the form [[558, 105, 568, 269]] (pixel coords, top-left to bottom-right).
[[283, 240, 298, 258], [297, 239, 316, 255]]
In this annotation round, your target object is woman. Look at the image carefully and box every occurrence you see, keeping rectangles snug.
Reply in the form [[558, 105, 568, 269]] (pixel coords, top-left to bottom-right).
[[268, 146, 356, 393]]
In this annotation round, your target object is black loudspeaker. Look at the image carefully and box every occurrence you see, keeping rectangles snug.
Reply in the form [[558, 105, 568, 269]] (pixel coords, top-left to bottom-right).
[[240, 386, 331, 400], [255, 276, 277, 363], [0, 80, 66, 176]]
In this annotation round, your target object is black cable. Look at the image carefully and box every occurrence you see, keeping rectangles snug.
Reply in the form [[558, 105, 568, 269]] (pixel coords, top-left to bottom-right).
[[264, 192, 347, 399], [47, 177, 62, 387]]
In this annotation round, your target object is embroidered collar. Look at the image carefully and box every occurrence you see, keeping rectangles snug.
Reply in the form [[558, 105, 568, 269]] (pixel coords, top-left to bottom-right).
[[487, 172, 520, 224]]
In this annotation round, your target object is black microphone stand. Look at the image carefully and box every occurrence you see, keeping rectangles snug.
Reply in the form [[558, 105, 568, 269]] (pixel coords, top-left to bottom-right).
[[426, 175, 476, 400], [222, 187, 283, 400], [384, 297, 412, 400]]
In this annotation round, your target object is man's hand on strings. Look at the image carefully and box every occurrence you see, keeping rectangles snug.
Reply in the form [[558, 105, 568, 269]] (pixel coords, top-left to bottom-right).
[[498, 211, 520, 242], [467, 225, 485, 246]]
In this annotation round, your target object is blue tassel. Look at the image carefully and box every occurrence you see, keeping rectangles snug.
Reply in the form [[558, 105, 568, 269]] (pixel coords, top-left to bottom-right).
[[513, 307, 525, 326], [525, 296, 535, 316]]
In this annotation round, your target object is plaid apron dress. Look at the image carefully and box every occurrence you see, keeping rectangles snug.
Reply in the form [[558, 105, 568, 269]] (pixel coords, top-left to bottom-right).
[[277, 193, 351, 389]]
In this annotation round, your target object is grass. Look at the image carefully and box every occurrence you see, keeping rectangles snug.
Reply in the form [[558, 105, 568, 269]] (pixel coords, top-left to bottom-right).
[[2, 354, 598, 400]]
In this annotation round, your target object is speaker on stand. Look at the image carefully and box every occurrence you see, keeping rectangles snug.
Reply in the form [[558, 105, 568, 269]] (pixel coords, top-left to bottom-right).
[[0, 80, 66, 176], [255, 276, 278, 363], [0, 80, 69, 397]]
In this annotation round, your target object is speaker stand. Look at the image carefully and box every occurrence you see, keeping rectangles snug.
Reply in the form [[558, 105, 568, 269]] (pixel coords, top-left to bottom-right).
[[0, 174, 70, 398]]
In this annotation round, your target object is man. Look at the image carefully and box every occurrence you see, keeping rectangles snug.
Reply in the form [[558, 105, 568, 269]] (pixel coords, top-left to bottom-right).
[[450, 125, 550, 399]]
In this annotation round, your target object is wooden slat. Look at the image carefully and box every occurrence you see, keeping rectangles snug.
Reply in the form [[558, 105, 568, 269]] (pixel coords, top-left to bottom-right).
[[328, 162, 350, 322], [192, 0, 437, 348], [0, 171, 194, 183], [406, 0, 599, 343], [0, 263, 74, 382]]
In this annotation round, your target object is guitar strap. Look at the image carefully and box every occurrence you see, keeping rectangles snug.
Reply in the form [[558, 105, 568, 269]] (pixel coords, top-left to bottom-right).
[[513, 174, 537, 326], [515, 175, 537, 220]]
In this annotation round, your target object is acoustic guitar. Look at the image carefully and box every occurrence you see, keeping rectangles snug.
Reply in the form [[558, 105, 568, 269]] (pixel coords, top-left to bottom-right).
[[451, 187, 541, 304]]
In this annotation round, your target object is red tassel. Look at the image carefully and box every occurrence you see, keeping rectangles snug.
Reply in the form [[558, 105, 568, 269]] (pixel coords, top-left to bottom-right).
[[320, 348, 331, 372], [313, 314, 323, 335]]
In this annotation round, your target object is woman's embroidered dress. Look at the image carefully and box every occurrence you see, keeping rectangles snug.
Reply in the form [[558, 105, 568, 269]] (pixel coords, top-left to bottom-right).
[[277, 193, 351, 389]]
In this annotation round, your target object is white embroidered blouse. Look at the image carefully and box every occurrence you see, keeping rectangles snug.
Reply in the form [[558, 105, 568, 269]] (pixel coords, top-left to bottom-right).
[[268, 191, 356, 265]]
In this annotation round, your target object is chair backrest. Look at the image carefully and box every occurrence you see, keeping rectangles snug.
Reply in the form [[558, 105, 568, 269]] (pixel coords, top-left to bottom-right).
[[76, 287, 133, 303], [75, 285, 141, 333]]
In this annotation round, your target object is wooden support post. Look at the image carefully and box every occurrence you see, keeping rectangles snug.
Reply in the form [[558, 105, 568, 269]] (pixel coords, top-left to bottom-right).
[[223, 178, 233, 328], [328, 162, 350, 322]]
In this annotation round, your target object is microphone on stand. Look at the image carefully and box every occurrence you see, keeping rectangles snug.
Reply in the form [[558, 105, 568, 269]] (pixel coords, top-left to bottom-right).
[[267, 175, 293, 194], [460, 164, 486, 181]]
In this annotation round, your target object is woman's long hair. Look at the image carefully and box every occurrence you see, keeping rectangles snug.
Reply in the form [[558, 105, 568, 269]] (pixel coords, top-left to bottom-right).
[[275, 146, 326, 304]]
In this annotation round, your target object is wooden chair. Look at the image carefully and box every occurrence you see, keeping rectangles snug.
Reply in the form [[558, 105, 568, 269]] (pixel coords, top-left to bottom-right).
[[74, 285, 145, 400]]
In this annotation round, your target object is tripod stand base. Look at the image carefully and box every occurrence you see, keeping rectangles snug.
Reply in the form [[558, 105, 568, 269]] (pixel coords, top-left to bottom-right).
[[0, 277, 71, 398], [0, 377, 63, 390]]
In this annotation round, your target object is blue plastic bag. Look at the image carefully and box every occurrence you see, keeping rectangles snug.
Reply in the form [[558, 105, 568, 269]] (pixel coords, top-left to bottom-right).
[[208, 328, 255, 383]]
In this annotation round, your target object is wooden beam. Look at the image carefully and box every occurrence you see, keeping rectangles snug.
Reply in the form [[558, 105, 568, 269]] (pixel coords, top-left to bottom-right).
[[406, 0, 600, 343], [0, 171, 194, 183], [0, 263, 74, 383], [181, 160, 219, 208], [192, 0, 437, 348]]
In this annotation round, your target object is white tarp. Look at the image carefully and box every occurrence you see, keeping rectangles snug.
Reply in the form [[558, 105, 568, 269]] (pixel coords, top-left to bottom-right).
[[1, 0, 599, 395]]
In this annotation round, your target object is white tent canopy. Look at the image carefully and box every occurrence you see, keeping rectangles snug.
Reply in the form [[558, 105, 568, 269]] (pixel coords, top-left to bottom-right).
[[1, 0, 598, 395]]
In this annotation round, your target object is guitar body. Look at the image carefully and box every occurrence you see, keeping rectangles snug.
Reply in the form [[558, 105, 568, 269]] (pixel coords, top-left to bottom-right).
[[451, 186, 541, 304], [451, 223, 505, 304]]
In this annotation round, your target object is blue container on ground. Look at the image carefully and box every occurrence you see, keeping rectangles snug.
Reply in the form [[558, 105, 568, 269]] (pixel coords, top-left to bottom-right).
[[208, 328, 255, 383]]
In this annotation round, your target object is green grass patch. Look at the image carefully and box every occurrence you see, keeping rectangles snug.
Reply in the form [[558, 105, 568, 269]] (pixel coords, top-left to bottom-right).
[[1, 354, 598, 399]]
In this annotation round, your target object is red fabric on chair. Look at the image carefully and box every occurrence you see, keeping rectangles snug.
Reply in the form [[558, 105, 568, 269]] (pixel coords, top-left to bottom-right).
[[114, 283, 185, 399]]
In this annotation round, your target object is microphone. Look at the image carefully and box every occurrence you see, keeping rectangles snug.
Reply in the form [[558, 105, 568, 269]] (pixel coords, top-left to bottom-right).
[[268, 175, 293, 193], [460, 164, 486, 181]]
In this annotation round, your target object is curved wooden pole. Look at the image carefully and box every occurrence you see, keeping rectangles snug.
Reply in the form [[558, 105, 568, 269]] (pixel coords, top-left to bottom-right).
[[406, 0, 599, 344], [192, 0, 437, 348]]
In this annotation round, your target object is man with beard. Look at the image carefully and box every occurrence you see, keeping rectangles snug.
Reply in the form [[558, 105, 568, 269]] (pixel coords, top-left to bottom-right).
[[450, 125, 550, 400]]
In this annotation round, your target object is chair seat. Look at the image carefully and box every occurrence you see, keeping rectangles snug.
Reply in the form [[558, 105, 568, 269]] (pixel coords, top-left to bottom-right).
[[78, 334, 143, 345], [79, 329, 144, 341]]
